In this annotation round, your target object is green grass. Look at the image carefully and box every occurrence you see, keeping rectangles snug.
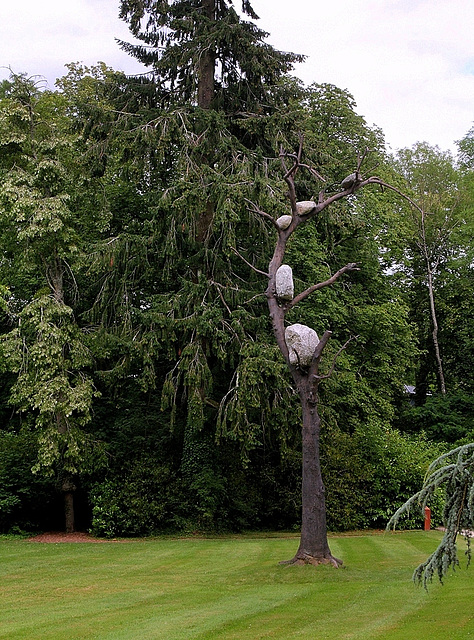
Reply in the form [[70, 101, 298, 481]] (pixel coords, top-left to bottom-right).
[[1, 531, 473, 639]]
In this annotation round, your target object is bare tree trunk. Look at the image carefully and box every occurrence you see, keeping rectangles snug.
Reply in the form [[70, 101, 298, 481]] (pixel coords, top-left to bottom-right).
[[198, 0, 216, 110], [267, 265, 342, 566], [194, 0, 216, 242], [53, 289, 77, 534], [242, 143, 416, 567], [196, 200, 215, 245], [62, 477, 76, 533], [283, 379, 341, 566], [197, 48, 215, 110], [57, 409, 77, 533], [420, 211, 446, 395], [426, 267, 446, 395]]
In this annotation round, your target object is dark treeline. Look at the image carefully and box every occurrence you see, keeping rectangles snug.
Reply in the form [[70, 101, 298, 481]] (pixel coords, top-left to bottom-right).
[[1, 1, 474, 536]]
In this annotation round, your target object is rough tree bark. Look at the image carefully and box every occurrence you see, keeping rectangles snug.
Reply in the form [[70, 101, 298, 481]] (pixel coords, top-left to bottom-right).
[[57, 410, 77, 534], [197, 0, 216, 110], [62, 477, 76, 534], [195, 0, 216, 244], [287, 350, 340, 566]]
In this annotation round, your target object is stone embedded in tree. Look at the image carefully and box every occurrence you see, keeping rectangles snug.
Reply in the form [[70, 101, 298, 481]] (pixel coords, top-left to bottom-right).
[[296, 201, 316, 215], [341, 173, 357, 190], [285, 323, 320, 367], [275, 265, 294, 301], [276, 215, 293, 229]]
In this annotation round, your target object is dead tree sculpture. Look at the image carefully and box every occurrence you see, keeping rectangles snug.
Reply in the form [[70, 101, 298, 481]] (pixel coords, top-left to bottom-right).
[[242, 142, 404, 566]]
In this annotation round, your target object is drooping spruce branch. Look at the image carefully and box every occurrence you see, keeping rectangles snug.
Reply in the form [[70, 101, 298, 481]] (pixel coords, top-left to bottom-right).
[[387, 442, 474, 588]]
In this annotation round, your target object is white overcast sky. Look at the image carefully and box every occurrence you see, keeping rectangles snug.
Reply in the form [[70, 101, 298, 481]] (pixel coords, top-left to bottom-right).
[[1, 0, 473, 154]]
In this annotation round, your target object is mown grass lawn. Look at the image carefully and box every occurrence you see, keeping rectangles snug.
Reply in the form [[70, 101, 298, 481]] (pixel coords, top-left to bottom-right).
[[0, 530, 472, 639]]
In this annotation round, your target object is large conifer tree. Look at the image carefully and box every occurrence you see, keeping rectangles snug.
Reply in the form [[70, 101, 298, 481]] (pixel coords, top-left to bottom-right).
[[107, 0, 309, 528], [109, 1, 415, 553], [118, 0, 302, 110]]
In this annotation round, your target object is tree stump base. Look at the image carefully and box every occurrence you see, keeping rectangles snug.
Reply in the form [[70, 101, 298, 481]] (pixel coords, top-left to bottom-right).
[[280, 553, 343, 568]]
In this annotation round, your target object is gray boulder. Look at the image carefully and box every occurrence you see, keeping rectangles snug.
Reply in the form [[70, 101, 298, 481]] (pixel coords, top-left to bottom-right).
[[276, 215, 293, 230], [275, 265, 294, 301], [341, 173, 357, 190], [285, 323, 320, 367], [296, 201, 316, 216]]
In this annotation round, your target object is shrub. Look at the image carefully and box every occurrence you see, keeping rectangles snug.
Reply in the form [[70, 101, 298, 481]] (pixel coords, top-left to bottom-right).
[[322, 423, 445, 531], [90, 460, 179, 537], [0, 429, 57, 533], [397, 391, 474, 443]]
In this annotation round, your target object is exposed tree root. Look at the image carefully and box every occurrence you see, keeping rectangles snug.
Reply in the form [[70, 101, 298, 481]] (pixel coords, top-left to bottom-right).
[[280, 553, 343, 568]]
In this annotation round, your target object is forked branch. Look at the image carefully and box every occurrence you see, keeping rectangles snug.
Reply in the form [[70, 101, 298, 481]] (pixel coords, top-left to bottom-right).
[[279, 138, 326, 213], [287, 263, 359, 310], [360, 177, 424, 215], [230, 246, 269, 278], [311, 334, 359, 381], [244, 199, 281, 232]]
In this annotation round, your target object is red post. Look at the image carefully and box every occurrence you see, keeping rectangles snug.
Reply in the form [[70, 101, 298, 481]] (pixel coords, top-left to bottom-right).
[[424, 506, 431, 531]]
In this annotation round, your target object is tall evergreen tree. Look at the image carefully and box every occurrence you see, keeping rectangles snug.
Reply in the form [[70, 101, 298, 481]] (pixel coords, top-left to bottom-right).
[[103, 0, 309, 527], [117, 0, 302, 110], [90, 0, 416, 544]]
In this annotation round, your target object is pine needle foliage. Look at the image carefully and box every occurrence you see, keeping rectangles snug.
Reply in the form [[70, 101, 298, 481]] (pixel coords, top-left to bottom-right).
[[65, 4, 311, 466], [387, 442, 474, 587], [117, 0, 304, 111]]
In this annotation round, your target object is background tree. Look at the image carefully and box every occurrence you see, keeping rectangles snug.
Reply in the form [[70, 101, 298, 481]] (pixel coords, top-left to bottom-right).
[[60, 61, 422, 539], [0, 73, 108, 531], [387, 131, 474, 585], [0, 6, 443, 537], [92, 0, 310, 527], [391, 143, 463, 398], [387, 140, 474, 450]]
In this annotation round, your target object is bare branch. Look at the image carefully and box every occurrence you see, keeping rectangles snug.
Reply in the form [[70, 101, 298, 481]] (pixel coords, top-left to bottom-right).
[[300, 188, 355, 216], [230, 246, 269, 278], [300, 164, 326, 183], [242, 292, 267, 305], [297, 133, 304, 164], [280, 141, 326, 187], [312, 334, 359, 381], [244, 198, 281, 231], [280, 135, 304, 177], [279, 150, 298, 212], [279, 144, 290, 175], [210, 280, 232, 315], [312, 330, 332, 360], [357, 147, 371, 172], [283, 162, 299, 181], [284, 159, 326, 183], [359, 177, 424, 215], [287, 263, 360, 309]]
